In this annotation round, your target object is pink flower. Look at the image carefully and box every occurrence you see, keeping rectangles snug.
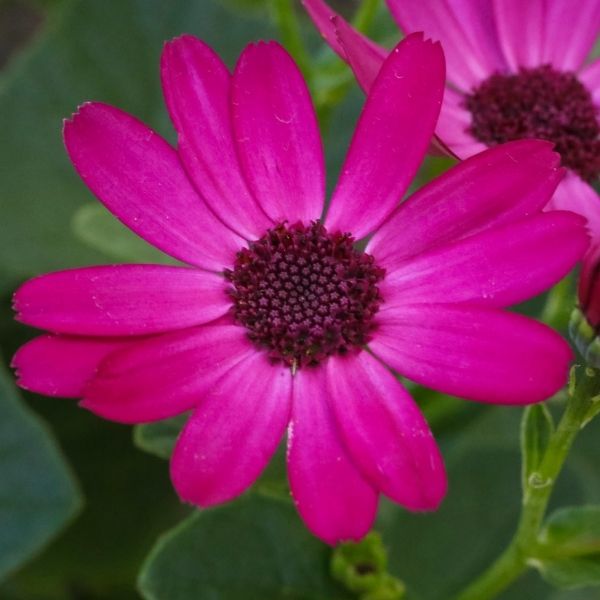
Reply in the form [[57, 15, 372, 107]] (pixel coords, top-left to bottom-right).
[[12, 34, 587, 544], [570, 244, 600, 364], [578, 244, 600, 331], [303, 0, 600, 241]]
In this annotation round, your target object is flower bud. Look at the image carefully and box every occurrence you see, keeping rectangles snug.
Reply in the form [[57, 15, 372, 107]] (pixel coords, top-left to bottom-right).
[[570, 246, 600, 366]]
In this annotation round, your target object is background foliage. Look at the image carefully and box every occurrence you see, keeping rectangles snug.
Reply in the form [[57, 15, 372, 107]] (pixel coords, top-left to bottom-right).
[[1, 1, 599, 598]]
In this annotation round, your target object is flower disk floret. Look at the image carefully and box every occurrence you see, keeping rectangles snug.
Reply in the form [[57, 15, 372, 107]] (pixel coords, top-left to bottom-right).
[[12, 33, 588, 545], [226, 221, 385, 369], [465, 65, 600, 182]]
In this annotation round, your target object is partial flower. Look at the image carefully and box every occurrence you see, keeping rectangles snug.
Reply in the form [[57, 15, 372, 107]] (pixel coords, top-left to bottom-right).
[[12, 34, 587, 544], [303, 0, 600, 239], [571, 244, 600, 365]]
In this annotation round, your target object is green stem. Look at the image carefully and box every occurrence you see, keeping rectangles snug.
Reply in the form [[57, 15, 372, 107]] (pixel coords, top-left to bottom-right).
[[455, 369, 599, 600], [540, 275, 574, 331], [270, 0, 312, 80], [351, 0, 380, 33]]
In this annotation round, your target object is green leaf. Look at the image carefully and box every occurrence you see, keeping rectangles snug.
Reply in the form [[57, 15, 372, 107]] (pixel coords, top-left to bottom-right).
[[539, 506, 600, 557], [72, 204, 176, 265], [582, 397, 600, 429], [0, 360, 81, 581], [137, 494, 351, 600], [221, 0, 270, 13], [133, 414, 189, 460], [521, 403, 555, 493], [134, 415, 290, 497], [534, 557, 600, 590]]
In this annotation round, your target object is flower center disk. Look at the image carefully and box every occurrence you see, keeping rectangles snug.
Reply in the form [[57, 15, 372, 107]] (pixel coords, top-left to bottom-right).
[[465, 65, 600, 181], [226, 222, 385, 369]]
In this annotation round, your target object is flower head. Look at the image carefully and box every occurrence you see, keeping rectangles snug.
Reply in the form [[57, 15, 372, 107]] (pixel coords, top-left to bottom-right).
[[12, 34, 588, 544], [303, 0, 600, 239], [225, 221, 386, 370]]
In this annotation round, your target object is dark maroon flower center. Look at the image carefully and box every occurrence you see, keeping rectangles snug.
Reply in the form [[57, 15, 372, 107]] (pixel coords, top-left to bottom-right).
[[465, 65, 600, 182], [225, 222, 385, 370]]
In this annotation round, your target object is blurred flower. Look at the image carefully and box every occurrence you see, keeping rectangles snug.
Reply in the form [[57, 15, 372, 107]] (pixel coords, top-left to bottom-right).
[[303, 0, 600, 239], [12, 34, 587, 544]]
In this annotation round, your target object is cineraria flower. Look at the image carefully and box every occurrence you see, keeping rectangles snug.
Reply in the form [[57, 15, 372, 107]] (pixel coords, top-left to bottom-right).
[[303, 0, 600, 237], [12, 34, 587, 544]]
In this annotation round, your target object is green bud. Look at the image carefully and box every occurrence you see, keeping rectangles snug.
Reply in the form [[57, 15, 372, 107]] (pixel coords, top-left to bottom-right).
[[539, 506, 600, 556], [331, 532, 405, 599], [363, 574, 406, 600], [520, 403, 554, 497], [569, 308, 600, 369]]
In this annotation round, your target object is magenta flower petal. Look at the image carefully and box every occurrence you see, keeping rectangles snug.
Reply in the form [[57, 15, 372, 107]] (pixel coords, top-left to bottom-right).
[[325, 34, 445, 240], [380, 212, 588, 309], [368, 140, 564, 268], [171, 352, 291, 507], [546, 173, 600, 241], [493, 0, 545, 70], [12, 335, 131, 398], [334, 14, 387, 93], [300, 0, 387, 70], [386, 0, 506, 90], [231, 42, 325, 223], [579, 58, 600, 106], [539, 1, 600, 71], [288, 366, 378, 545], [63, 102, 242, 270], [371, 304, 573, 404], [326, 353, 446, 511], [436, 87, 486, 156], [494, 0, 600, 72], [160, 35, 272, 239], [82, 325, 253, 423], [13, 265, 230, 336]]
